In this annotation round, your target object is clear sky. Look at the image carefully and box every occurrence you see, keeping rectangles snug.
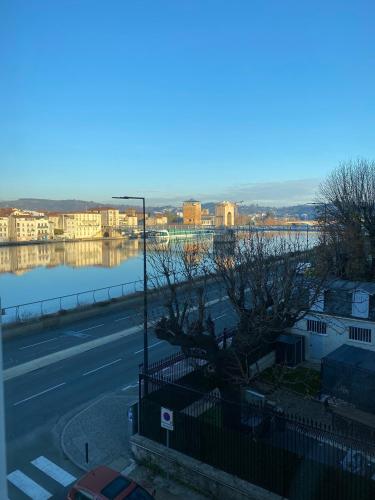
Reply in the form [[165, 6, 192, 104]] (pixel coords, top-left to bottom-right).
[[1, 1, 375, 206]]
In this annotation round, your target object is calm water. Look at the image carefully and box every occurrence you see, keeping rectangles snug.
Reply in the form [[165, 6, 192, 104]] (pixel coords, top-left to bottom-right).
[[0, 231, 317, 309], [0, 239, 144, 307]]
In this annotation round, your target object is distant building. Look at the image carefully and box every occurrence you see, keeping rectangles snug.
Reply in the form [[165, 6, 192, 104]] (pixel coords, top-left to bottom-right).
[[147, 214, 168, 226], [124, 208, 137, 217], [201, 208, 210, 216], [60, 212, 102, 240], [98, 208, 119, 228], [183, 200, 201, 225], [215, 201, 236, 227], [8, 215, 51, 241], [201, 215, 215, 227], [119, 213, 138, 227], [0, 217, 9, 242], [89, 207, 120, 237]]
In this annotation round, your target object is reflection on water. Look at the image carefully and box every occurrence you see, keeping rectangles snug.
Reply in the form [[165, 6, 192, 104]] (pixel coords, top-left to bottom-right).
[[0, 239, 140, 275], [0, 231, 317, 308]]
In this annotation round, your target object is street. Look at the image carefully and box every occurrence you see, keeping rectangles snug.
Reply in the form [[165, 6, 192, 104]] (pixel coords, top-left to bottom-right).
[[3, 285, 236, 499]]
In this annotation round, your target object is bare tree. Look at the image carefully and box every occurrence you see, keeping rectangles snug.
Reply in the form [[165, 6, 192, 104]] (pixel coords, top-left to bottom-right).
[[318, 158, 375, 280], [148, 231, 328, 392]]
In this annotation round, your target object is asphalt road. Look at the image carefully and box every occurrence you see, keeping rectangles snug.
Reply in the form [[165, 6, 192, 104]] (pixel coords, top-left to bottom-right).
[[3, 284, 237, 499]]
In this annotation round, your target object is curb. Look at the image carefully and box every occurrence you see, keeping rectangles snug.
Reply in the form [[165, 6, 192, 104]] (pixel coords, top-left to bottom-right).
[[60, 393, 109, 472]]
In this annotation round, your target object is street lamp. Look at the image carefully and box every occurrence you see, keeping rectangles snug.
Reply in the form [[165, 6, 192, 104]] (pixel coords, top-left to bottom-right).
[[113, 196, 148, 387]]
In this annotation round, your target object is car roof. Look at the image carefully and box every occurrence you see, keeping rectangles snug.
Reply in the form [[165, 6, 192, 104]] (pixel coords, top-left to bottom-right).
[[75, 465, 128, 494]]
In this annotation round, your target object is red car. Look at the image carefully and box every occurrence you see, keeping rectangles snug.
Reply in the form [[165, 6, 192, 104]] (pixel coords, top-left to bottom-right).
[[67, 466, 155, 500]]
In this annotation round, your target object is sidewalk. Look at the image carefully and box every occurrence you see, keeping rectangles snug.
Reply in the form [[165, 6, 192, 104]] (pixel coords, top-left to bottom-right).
[[61, 388, 209, 499]]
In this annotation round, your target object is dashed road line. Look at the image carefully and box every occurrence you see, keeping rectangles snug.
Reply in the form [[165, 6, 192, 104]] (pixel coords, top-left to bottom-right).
[[74, 323, 104, 333], [13, 382, 67, 407], [82, 358, 122, 377], [19, 338, 58, 350], [114, 315, 133, 322], [134, 341, 163, 354]]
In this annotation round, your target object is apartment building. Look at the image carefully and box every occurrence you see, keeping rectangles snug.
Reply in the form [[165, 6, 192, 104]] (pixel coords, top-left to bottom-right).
[[147, 214, 168, 226], [60, 212, 102, 240], [8, 215, 51, 242], [119, 213, 138, 227], [0, 218, 9, 242], [290, 279, 375, 361], [90, 207, 120, 228]]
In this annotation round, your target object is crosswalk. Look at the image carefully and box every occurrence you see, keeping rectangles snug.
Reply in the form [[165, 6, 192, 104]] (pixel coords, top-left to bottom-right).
[[7, 455, 77, 499]]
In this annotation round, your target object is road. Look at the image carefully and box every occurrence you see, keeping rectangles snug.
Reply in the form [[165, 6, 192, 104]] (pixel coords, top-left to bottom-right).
[[3, 284, 237, 499]]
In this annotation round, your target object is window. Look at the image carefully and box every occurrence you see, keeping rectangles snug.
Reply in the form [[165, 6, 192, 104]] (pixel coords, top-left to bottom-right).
[[307, 319, 327, 334], [349, 326, 371, 343], [101, 476, 131, 499]]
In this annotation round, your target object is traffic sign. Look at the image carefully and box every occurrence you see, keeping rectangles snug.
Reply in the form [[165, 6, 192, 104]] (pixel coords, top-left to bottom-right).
[[161, 407, 174, 431]]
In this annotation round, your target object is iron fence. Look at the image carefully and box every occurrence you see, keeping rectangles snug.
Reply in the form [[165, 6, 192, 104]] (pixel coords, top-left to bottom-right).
[[139, 358, 375, 500]]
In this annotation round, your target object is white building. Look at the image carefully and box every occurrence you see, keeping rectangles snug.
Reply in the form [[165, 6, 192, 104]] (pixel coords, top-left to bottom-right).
[[60, 213, 102, 240], [119, 213, 138, 227], [0, 218, 9, 242], [290, 279, 375, 361], [8, 215, 51, 242]]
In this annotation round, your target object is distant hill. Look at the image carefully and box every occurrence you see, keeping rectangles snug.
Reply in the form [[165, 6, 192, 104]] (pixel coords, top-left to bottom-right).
[[0, 198, 318, 219]]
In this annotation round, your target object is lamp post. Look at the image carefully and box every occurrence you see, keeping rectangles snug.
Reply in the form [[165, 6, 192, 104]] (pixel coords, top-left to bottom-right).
[[0, 299, 8, 499], [113, 196, 148, 388]]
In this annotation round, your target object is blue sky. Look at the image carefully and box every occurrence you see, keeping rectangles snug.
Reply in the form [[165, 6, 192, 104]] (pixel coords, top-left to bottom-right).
[[1, 1, 375, 206]]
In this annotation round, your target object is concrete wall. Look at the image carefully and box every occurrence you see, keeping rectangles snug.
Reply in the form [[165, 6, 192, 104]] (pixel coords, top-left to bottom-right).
[[290, 312, 375, 361], [130, 434, 282, 500]]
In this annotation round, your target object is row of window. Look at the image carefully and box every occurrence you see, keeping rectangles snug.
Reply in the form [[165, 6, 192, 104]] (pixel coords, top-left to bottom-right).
[[306, 319, 372, 343]]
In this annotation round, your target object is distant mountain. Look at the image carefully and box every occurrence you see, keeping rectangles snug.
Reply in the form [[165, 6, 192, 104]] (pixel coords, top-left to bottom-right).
[[0, 198, 116, 212], [0, 198, 319, 219]]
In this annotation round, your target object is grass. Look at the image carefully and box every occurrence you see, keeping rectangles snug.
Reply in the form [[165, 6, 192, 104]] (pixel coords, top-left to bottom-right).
[[260, 365, 321, 397]]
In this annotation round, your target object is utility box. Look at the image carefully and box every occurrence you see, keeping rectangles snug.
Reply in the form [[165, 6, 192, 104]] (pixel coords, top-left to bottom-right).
[[275, 334, 305, 367], [322, 344, 375, 413]]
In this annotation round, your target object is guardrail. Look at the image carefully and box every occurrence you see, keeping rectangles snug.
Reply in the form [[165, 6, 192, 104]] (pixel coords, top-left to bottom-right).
[[1, 279, 147, 325], [0, 270, 224, 326]]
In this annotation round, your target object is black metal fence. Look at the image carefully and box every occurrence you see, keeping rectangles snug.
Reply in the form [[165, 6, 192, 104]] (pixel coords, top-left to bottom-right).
[[139, 356, 375, 500]]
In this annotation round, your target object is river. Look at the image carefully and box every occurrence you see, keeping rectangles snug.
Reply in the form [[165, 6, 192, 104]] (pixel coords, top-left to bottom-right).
[[0, 231, 317, 312]]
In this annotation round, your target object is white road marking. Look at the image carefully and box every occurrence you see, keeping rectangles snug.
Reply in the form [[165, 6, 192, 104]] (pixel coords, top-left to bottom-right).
[[212, 313, 227, 320], [122, 382, 139, 391], [74, 323, 104, 333], [4, 324, 142, 382], [114, 315, 132, 322], [19, 338, 59, 350], [7, 469, 52, 499], [82, 358, 122, 376], [134, 340, 164, 354], [4, 294, 232, 382], [13, 383, 66, 406], [31, 456, 76, 486]]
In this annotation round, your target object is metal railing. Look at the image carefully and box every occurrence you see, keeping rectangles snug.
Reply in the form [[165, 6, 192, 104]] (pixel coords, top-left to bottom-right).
[[1, 269, 226, 326], [139, 357, 375, 500], [1, 279, 146, 325]]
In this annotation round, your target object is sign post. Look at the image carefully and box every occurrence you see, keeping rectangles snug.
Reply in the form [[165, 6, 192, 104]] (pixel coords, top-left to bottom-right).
[[161, 407, 174, 482]]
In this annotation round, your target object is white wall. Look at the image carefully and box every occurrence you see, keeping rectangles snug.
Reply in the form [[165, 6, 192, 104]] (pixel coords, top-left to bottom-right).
[[290, 313, 375, 361]]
